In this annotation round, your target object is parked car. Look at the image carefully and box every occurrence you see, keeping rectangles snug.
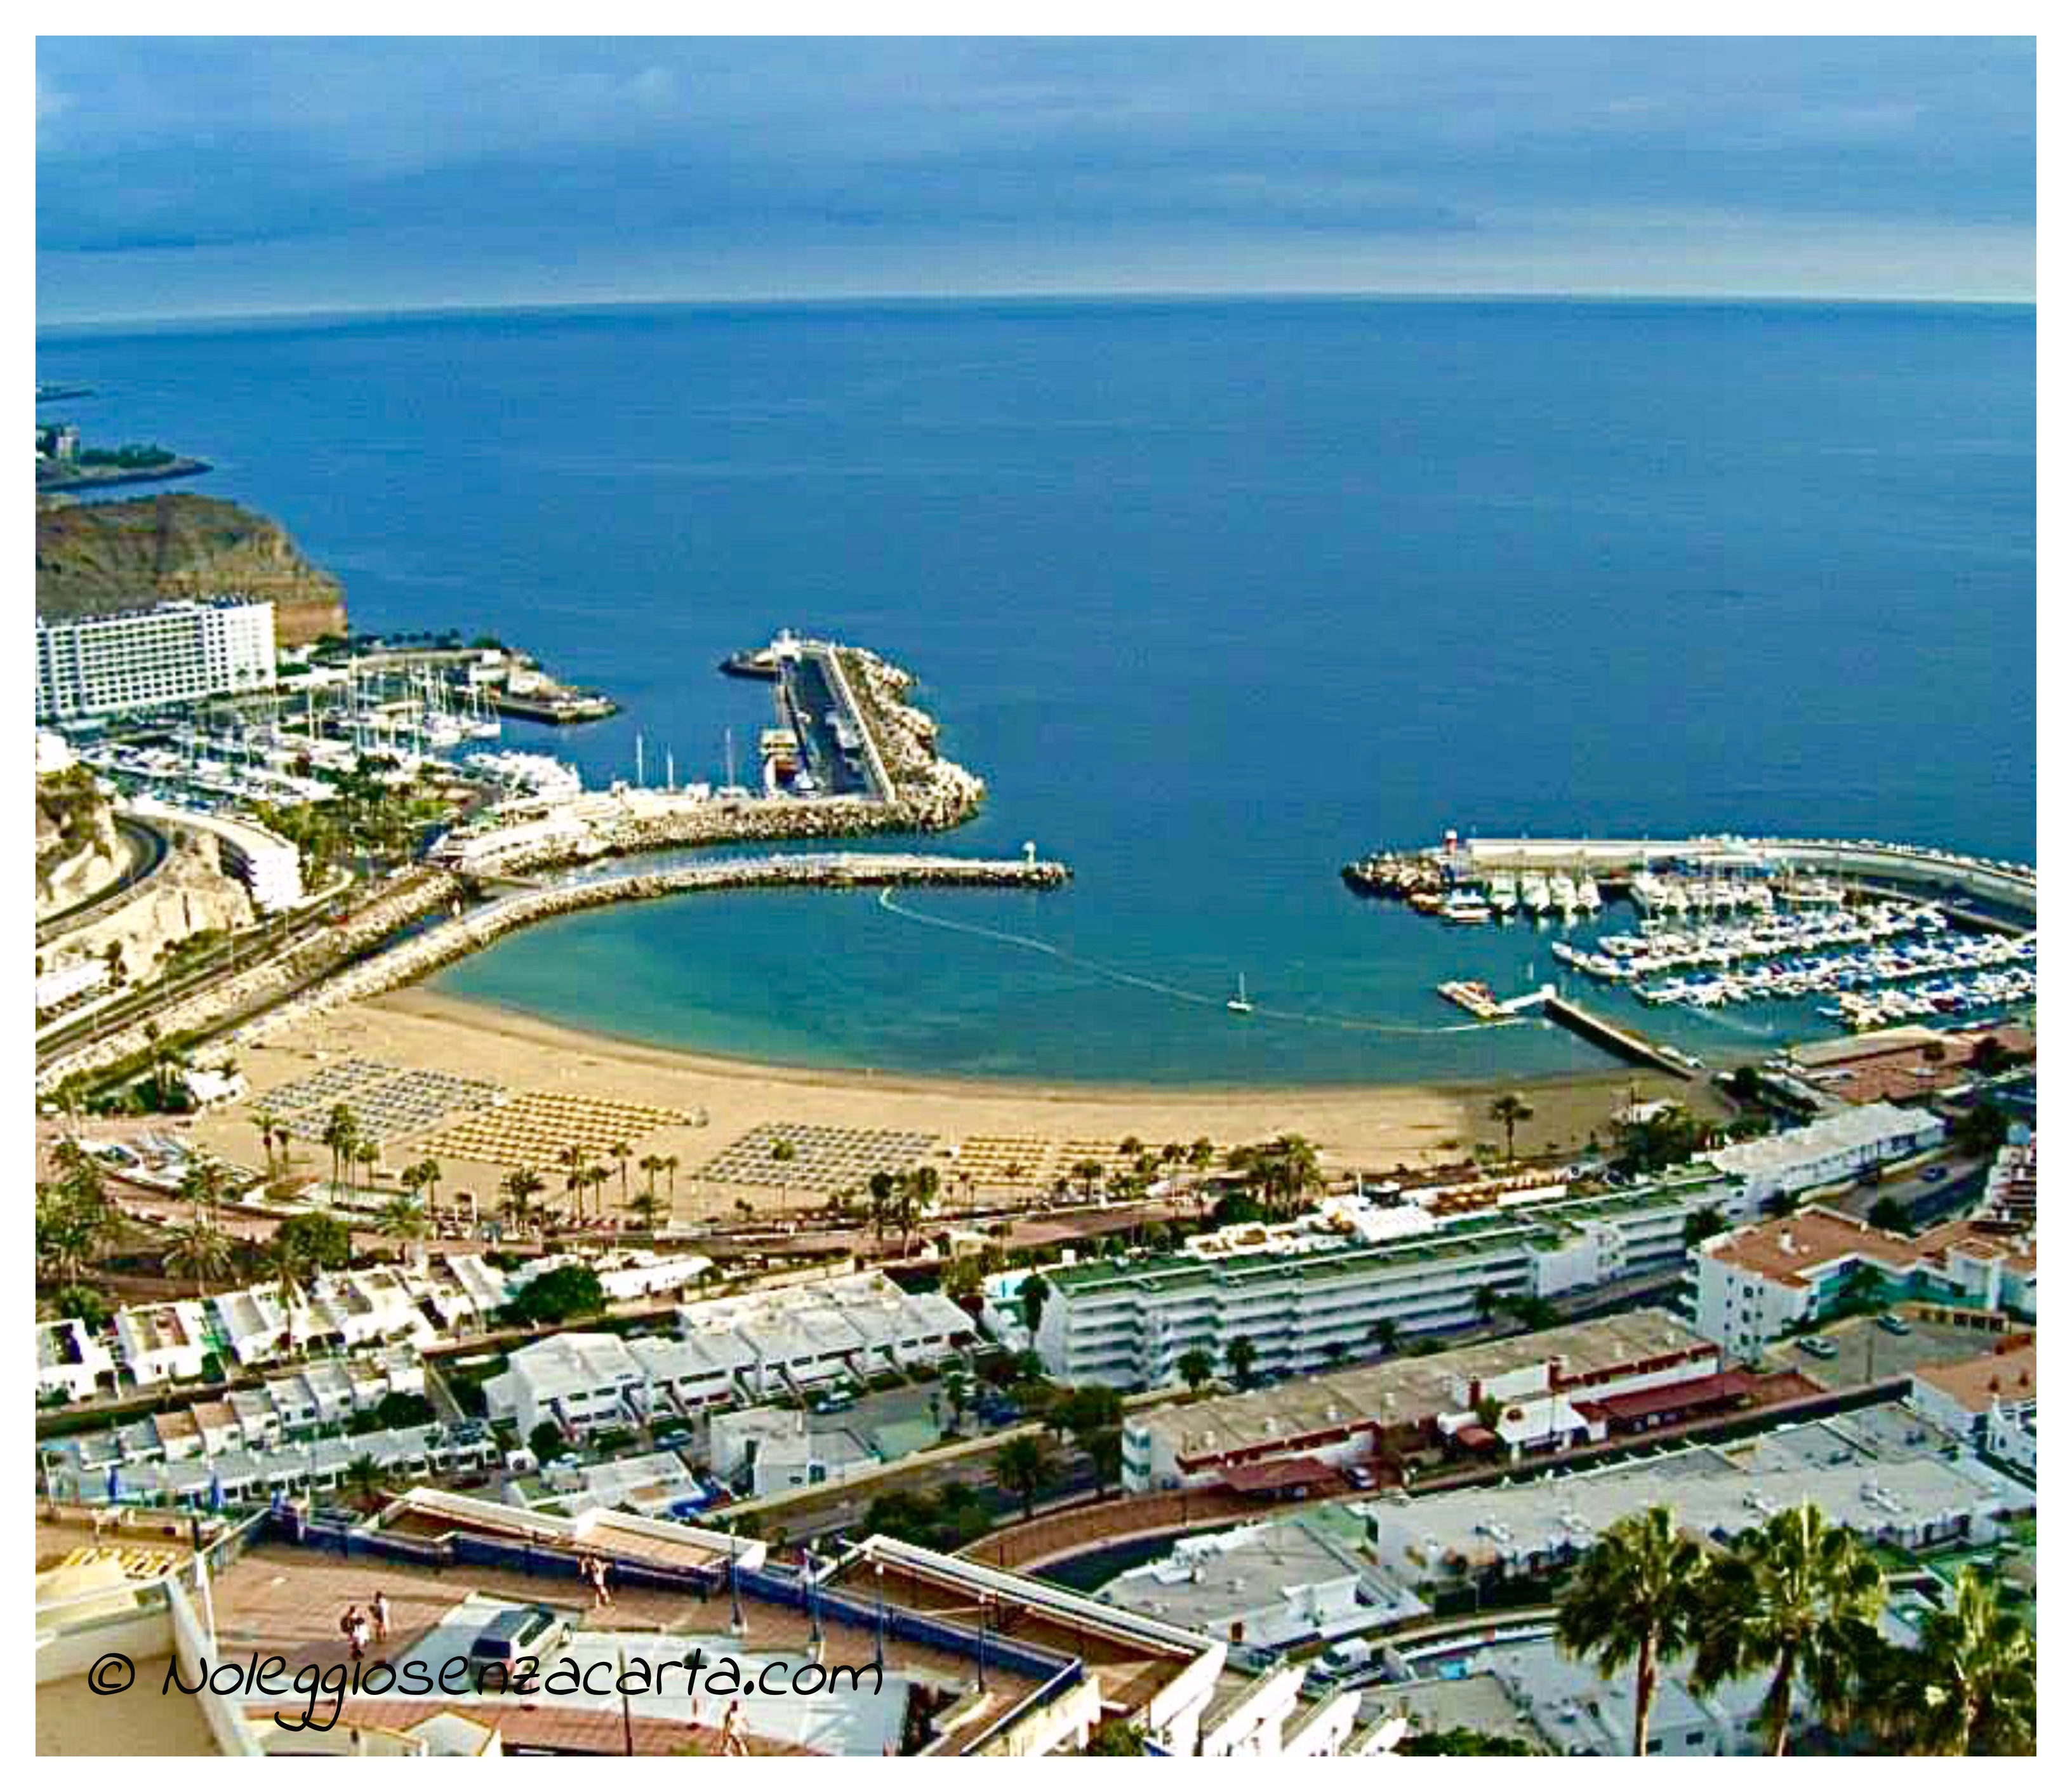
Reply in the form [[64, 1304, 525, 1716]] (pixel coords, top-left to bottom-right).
[[468, 1605, 572, 1691], [1921, 1165, 1949, 1183], [1796, 1336, 1839, 1360], [1877, 1313, 1913, 1336], [811, 1389, 858, 1415], [1343, 1464, 1376, 1490]]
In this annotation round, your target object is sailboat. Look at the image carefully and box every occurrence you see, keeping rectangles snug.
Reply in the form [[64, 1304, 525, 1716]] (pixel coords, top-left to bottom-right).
[[1226, 974, 1254, 1016]]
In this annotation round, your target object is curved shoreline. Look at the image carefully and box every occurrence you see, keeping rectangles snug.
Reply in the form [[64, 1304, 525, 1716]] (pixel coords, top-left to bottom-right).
[[191, 969, 1723, 1198]]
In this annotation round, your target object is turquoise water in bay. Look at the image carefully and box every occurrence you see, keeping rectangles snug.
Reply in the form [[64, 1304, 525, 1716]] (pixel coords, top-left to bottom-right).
[[38, 298, 2035, 1084]]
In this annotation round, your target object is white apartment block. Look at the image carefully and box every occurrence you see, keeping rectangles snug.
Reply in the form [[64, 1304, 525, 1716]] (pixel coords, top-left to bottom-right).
[[114, 1300, 213, 1384], [1694, 1206, 2037, 1359], [36, 1318, 118, 1402], [127, 796, 304, 911], [488, 1332, 646, 1440], [1908, 1336, 2036, 1455], [495, 1273, 976, 1440], [36, 597, 277, 720], [1035, 1176, 1737, 1390], [1701, 1101, 1945, 1209], [707, 1405, 882, 1498]]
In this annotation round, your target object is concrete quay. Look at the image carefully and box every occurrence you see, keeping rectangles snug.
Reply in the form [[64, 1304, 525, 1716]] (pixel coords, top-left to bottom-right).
[[434, 640, 986, 879], [1455, 835, 2036, 917]]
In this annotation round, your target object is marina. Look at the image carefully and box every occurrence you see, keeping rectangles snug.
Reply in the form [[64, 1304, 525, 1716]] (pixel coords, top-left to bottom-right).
[[1373, 830, 2038, 1056]]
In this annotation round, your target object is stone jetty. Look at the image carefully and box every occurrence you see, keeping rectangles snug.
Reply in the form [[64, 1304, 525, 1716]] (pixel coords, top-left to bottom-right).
[[432, 640, 988, 879], [224, 852, 1069, 1052]]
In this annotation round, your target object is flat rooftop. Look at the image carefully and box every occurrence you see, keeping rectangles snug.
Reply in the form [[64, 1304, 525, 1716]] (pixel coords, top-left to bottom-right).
[[207, 1538, 1042, 1756], [1360, 1430, 2031, 1583], [1129, 1310, 1713, 1465]]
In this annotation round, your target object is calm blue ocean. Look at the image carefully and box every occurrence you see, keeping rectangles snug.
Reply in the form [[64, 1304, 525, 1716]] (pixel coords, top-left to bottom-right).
[[37, 298, 2036, 1084]]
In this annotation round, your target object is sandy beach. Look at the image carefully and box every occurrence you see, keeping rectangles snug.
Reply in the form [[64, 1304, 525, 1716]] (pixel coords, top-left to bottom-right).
[[189, 985, 1717, 1225]]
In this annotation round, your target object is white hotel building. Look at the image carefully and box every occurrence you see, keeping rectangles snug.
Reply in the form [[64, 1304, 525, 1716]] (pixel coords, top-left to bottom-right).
[[1032, 1171, 1743, 1390], [36, 597, 277, 720]]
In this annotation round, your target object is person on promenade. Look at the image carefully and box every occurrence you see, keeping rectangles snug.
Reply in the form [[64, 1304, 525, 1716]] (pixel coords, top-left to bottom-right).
[[371, 1590, 392, 1642], [719, 1699, 748, 1756]]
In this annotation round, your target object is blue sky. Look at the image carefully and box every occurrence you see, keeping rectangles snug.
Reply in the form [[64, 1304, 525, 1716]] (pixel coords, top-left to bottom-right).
[[36, 37, 2036, 322]]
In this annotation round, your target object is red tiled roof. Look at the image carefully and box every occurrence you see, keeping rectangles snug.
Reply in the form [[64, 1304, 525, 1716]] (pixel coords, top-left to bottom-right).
[[1219, 1455, 1344, 1494], [1590, 1371, 1759, 1423]]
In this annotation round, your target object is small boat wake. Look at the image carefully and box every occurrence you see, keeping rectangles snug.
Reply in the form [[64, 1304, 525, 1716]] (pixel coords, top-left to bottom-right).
[[875, 890, 1517, 1037]]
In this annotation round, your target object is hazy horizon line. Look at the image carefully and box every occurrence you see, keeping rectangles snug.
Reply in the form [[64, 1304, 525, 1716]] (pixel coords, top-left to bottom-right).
[[36, 283, 2040, 338]]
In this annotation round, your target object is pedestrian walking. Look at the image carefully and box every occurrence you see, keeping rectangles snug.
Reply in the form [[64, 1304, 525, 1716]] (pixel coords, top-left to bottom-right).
[[594, 1558, 613, 1609], [347, 1613, 369, 1663], [371, 1591, 392, 1642], [720, 1699, 748, 1756]]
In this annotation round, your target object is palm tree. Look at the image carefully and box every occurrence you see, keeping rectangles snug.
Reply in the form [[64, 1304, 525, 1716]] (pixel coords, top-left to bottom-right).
[[500, 1166, 545, 1237], [1176, 1348, 1215, 1393], [1690, 1501, 1888, 1755], [585, 1162, 611, 1221], [1227, 1336, 1259, 1390], [354, 1140, 381, 1194], [377, 1195, 430, 1259], [416, 1157, 443, 1221], [867, 1170, 897, 1244], [1371, 1317, 1400, 1357], [1489, 1092, 1534, 1162], [251, 1108, 279, 1174], [322, 1103, 359, 1194], [611, 1141, 633, 1203], [342, 1453, 390, 1516], [1873, 1565, 2035, 1755], [662, 1155, 680, 1201], [187, 1152, 239, 1223], [995, 1433, 1057, 1521], [1555, 1504, 1709, 1755], [639, 1153, 665, 1207], [628, 1186, 667, 1233], [1188, 1136, 1216, 1173], [771, 1138, 798, 1212], [165, 1218, 236, 1297]]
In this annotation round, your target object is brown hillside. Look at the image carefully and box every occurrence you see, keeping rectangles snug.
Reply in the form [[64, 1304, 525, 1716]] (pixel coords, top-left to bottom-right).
[[36, 493, 348, 646]]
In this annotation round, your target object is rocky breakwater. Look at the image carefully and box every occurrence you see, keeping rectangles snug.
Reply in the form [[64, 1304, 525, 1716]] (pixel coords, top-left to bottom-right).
[[37, 868, 459, 1095], [437, 642, 988, 878], [833, 644, 985, 825], [230, 852, 1073, 1044]]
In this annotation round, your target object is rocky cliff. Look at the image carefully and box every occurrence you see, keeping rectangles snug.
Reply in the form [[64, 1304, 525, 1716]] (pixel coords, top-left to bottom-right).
[[36, 493, 348, 646], [36, 769, 124, 919]]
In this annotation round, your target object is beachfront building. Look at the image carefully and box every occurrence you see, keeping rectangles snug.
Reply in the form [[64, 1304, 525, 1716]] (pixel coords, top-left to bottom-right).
[[1120, 1311, 1720, 1493], [677, 1271, 976, 1396], [1692, 1206, 2038, 1358], [36, 596, 277, 720], [113, 1299, 213, 1385], [210, 1283, 327, 1367], [36, 1317, 119, 1402], [1033, 1175, 1739, 1390], [1908, 1334, 2037, 1457], [1699, 1101, 1944, 1210], [508, 1249, 717, 1306], [126, 797, 304, 911]]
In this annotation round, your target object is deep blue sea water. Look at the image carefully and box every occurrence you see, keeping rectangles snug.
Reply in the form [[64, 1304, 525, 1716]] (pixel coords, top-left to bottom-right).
[[37, 298, 2036, 1084]]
